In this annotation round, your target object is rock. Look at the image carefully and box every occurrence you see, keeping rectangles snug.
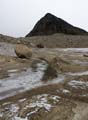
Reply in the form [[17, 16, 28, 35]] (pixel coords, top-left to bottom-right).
[[26, 13, 88, 37], [41, 56, 71, 81], [42, 59, 58, 81], [36, 43, 44, 48], [83, 54, 88, 57], [42, 64, 58, 81], [15, 44, 32, 59]]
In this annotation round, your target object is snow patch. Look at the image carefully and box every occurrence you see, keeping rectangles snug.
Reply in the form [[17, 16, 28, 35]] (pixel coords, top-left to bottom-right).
[[0, 113, 3, 117], [24, 94, 52, 111], [10, 104, 19, 113], [18, 98, 26, 103], [13, 116, 28, 120], [0, 94, 61, 120], [67, 71, 88, 76], [68, 80, 88, 89], [72, 60, 88, 65], [62, 89, 70, 93], [8, 69, 19, 73]]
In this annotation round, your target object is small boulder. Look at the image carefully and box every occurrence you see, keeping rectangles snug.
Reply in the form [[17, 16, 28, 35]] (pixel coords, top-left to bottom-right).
[[15, 44, 32, 59], [36, 43, 44, 48], [83, 54, 88, 57]]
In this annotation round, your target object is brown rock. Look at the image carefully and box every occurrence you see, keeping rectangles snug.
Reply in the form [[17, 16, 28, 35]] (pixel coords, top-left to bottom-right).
[[83, 54, 88, 57], [15, 44, 32, 59], [36, 43, 44, 48]]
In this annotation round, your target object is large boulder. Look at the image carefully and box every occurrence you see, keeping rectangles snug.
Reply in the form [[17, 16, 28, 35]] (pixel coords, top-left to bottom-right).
[[26, 13, 88, 37], [15, 44, 32, 59]]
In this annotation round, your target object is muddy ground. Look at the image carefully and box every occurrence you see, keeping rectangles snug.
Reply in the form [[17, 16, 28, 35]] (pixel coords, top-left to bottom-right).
[[0, 39, 88, 120]]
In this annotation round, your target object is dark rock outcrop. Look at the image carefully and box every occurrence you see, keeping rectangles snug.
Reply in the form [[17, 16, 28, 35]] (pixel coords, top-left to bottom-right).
[[42, 64, 58, 81], [26, 13, 88, 37], [36, 43, 44, 48]]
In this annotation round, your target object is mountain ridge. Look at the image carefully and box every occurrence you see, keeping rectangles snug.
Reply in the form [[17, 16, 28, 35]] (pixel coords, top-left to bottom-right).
[[26, 13, 88, 37]]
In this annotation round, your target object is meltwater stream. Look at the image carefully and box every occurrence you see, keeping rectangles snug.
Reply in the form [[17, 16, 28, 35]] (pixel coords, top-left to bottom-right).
[[0, 60, 65, 100]]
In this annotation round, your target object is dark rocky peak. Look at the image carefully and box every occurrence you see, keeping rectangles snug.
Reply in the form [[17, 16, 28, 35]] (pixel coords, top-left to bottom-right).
[[44, 13, 53, 17], [44, 13, 57, 19], [26, 13, 88, 37]]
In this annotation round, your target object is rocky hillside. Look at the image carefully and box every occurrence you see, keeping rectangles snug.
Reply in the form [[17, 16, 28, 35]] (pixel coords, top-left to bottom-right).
[[24, 34, 88, 48], [26, 13, 88, 37], [1, 33, 88, 48], [0, 34, 17, 43]]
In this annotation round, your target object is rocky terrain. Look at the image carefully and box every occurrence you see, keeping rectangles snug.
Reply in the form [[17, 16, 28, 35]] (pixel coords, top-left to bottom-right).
[[0, 13, 88, 120], [1, 33, 88, 48], [0, 39, 88, 120]]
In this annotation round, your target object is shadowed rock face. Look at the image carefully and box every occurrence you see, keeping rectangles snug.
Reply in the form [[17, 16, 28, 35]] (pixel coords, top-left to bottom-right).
[[26, 13, 88, 37]]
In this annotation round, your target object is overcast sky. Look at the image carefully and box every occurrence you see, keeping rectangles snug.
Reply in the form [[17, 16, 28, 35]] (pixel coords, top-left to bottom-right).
[[0, 0, 88, 37]]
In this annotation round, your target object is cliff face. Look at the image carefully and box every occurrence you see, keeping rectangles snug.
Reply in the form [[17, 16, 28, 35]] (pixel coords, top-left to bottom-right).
[[26, 13, 88, 37]]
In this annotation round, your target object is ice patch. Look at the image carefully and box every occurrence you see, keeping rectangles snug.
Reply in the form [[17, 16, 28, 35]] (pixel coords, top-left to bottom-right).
[[2, 102, 11, 106], [61, 48, 88, 53], [49, 95, 60, 103], [62, 89, 70, 93], [10, 104, 19, 113], [8, 69, 19, 73], [68, 80, 88, 89], [0, 112, 3, 117], [13, 116, 28, 120], [7, 69, 20, 77], [0, 61, 48, 100], [0, 61, 65, 100], [56, 89, 70, 94], [18, 98, 26, 103], [27, 109, 37, 117], [79, 94, 88, 97], [67, 71, 88, 76], [72, 60, 88, 65]]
